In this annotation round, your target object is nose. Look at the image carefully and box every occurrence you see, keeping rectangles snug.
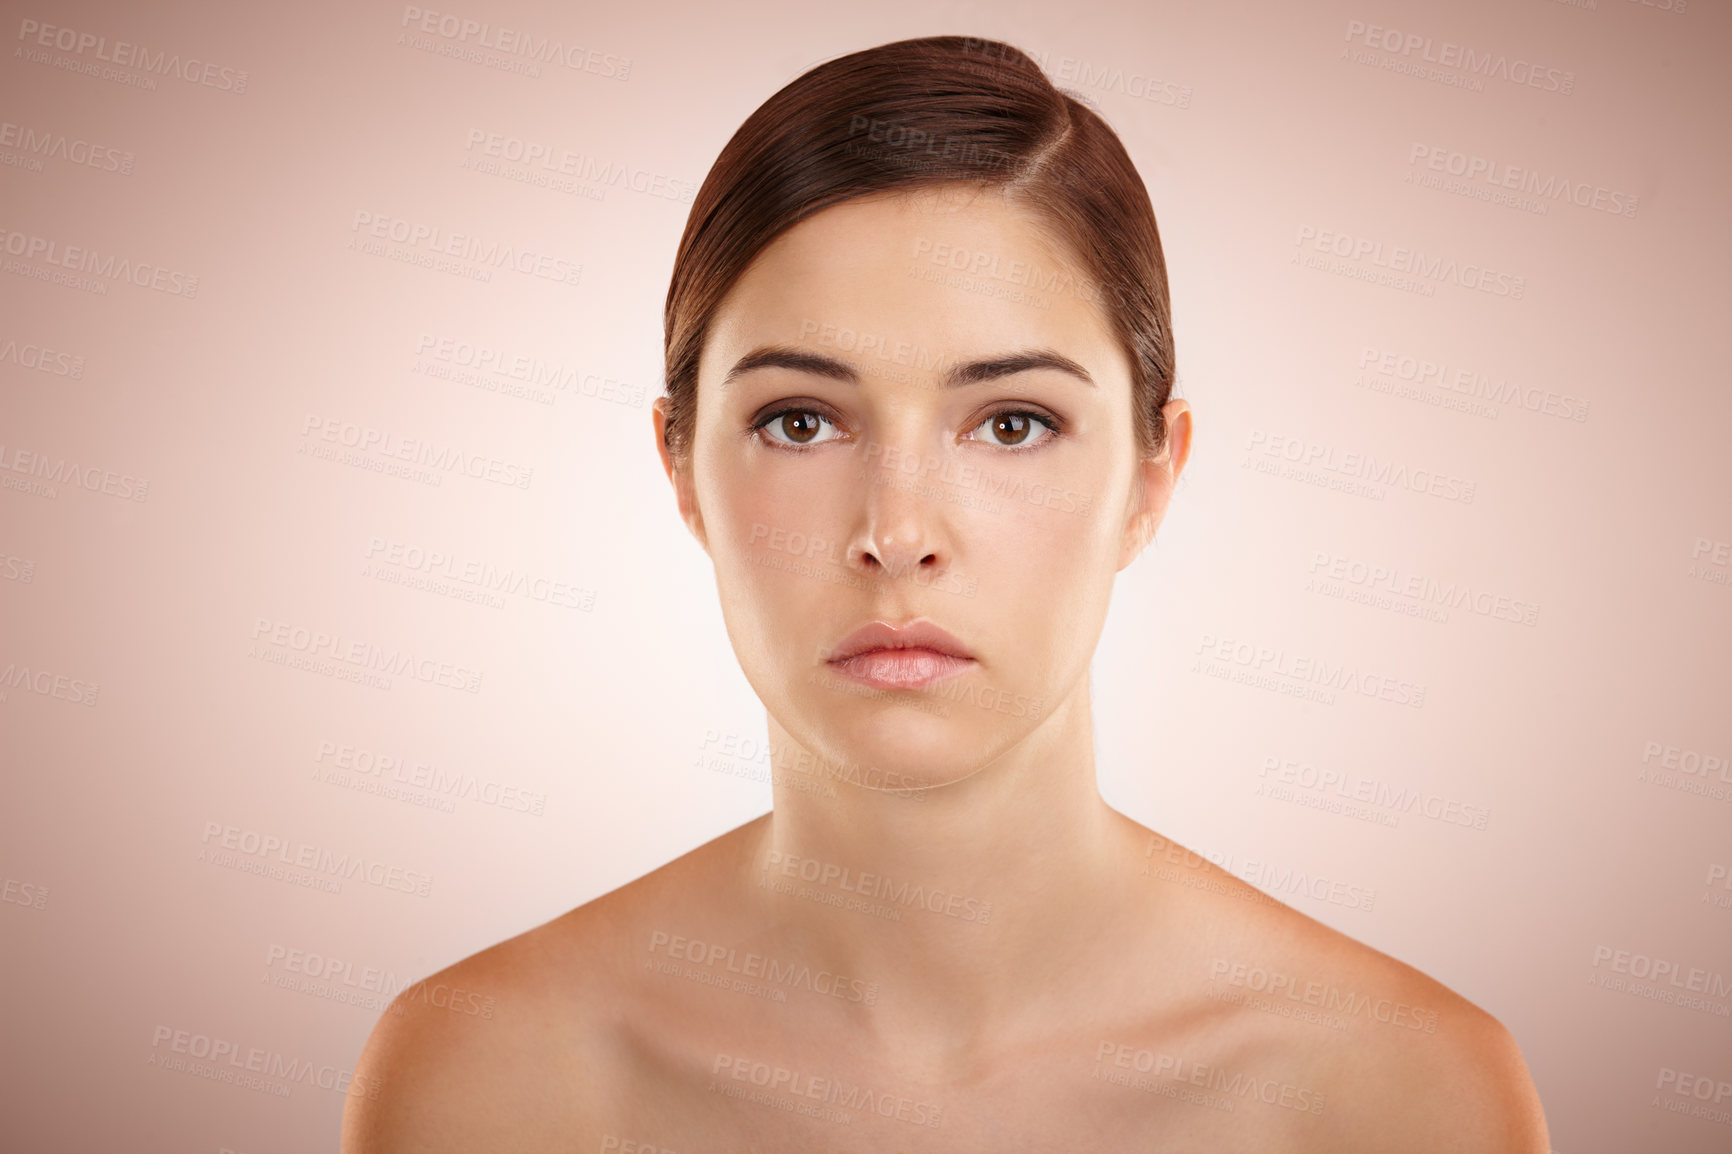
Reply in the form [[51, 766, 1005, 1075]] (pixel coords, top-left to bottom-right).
[[850, 442, 951, 581]]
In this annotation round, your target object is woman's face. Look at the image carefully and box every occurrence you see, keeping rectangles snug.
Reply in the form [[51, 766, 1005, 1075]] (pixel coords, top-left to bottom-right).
[[657, 183, 1188, 790]]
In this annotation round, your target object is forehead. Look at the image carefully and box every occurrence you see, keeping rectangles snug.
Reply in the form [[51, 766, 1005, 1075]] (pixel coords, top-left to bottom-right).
[[701, 186, 1127, 387]]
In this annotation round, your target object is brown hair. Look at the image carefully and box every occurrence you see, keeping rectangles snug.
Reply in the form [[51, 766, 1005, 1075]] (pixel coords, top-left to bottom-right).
[[661, 35, 1175, 464]]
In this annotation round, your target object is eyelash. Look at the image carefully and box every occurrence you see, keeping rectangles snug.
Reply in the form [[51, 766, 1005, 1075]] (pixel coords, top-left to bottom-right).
[[750, 405, 1065, 452]]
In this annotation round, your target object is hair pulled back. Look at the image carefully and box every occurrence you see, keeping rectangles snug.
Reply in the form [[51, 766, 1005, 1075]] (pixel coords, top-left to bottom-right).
[[662, 35, 1175, 463]]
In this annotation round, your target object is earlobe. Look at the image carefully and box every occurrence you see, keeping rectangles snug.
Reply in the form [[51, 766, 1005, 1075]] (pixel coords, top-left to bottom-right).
[[651, 398, 709, 552], [1116, 458, 1163, 571], [1116, 400, 1192, 572], [681, 478, 709, 553]]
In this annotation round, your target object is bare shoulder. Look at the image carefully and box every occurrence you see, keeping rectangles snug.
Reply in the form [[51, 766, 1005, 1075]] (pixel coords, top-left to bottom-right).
[[338, 917, 603, 1152], [1303, 935, 1550, 1154], [1132, 825, 1548, 1152], [340, 815, 769, 1153]]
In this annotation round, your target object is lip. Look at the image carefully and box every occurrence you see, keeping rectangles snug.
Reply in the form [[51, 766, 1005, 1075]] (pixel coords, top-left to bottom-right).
[[824, 619, 976, 690]]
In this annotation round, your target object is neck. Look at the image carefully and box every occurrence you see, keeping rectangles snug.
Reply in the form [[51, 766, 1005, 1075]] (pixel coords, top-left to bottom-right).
[[748, 673, 1141, 1059]]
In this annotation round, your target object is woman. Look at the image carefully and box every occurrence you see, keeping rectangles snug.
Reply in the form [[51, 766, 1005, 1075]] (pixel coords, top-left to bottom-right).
[[343, 35, 1548, 1150]]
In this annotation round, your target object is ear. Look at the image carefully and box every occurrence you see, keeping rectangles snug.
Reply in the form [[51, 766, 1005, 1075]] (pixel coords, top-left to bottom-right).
[[652, 397, 709, 553], [1117, 399, 1193, 571]]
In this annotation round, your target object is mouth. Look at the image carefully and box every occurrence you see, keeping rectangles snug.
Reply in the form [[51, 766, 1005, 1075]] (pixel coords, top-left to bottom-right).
[[824, 619, 976, 690]]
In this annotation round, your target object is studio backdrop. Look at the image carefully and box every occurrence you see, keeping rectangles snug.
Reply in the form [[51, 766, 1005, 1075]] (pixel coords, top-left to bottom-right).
[[1, 0, 1728, 1151]]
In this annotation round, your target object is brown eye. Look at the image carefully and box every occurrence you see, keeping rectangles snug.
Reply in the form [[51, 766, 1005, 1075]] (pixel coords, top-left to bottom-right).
[[968, 410, 1056, 449], [780, 412, 822, 443], [993, 413, 1032, 445], [758, 409, 840, 447]]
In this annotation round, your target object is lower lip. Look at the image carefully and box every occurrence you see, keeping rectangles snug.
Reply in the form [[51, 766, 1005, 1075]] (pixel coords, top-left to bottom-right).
[[826, 648, 974, 690]]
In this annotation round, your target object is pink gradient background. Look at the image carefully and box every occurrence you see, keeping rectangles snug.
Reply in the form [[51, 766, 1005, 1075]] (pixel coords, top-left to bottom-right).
[[2, 0, 1728, 1150]]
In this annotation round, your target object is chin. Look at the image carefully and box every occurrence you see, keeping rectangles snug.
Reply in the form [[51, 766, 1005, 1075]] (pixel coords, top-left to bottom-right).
[[795, 691, 1020, 792]]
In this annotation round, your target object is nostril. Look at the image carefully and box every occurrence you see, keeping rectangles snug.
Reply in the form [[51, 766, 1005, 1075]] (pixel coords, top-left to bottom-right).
[[866, 553, 943, 579]]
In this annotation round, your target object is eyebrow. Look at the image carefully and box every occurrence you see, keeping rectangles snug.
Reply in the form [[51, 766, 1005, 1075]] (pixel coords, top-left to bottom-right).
[[721, 344, 1096, 390]]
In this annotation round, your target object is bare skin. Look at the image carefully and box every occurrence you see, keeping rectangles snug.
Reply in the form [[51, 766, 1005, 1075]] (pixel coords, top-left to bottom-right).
[[342, 186, 1549, 1152]]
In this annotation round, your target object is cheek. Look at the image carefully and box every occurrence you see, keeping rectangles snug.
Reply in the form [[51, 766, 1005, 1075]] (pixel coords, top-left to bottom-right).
[[702, 455, 858, 607], [969, 499, 1114, 619]]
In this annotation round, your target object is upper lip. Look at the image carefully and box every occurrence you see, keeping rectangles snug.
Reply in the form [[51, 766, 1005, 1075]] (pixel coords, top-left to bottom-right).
[[825, 619, 975, 663]]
